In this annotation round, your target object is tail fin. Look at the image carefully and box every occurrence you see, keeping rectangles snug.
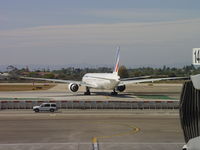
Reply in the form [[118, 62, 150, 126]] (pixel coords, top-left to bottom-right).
[[113, 46, 120, 75]]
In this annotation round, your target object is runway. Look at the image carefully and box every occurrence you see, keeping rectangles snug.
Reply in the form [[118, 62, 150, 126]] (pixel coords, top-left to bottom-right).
[[0, 110, 184, 150], [0, 83, 182, 101]]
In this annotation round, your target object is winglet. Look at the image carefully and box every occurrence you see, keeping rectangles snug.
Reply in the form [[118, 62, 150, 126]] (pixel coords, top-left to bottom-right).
[[113, 46, 120, 75]]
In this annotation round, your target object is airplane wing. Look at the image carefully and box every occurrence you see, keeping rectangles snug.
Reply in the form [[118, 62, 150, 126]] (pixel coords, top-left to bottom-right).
[[120, 76, 150, 81], [119, 76, 188, 85], [20, 76, 97, 88]]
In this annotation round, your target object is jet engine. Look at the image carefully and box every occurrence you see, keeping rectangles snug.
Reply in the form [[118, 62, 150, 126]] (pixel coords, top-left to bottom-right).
[[116, 85, 126, 92], [68, 83, 79, 92]]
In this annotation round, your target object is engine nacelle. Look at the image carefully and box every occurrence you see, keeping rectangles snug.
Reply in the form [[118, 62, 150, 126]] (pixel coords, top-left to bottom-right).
[[68, 83, 79, 92], [116, 85, 126, 92]]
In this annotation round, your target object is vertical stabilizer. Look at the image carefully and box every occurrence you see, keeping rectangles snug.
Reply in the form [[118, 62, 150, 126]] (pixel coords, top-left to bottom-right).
[[113, 46, 120, 75]]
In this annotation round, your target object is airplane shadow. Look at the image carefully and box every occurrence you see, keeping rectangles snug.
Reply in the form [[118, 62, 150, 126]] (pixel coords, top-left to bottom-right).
[[92, 92, 135, 98], [45, 91, 135, 98], [54, 92, 135, 98]]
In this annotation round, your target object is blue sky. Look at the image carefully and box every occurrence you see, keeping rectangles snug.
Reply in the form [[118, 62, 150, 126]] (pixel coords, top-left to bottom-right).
[[1, 0, 200, 29], [0, 0, 200, 68]]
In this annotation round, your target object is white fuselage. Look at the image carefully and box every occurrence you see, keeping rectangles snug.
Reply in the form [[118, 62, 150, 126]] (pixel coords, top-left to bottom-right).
[[82, 73, 120, 90], [0, 73, 10, 80]]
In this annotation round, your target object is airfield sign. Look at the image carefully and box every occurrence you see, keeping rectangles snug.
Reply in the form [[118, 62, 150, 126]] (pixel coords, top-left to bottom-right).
[[193, 48, 200, 65]]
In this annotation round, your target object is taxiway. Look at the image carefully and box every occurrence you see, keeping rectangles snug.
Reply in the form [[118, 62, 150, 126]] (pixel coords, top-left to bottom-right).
[[0, 110, 184, 150]]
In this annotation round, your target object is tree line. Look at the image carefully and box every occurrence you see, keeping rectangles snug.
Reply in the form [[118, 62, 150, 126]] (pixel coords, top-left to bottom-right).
[[7, 64, 200, 80]]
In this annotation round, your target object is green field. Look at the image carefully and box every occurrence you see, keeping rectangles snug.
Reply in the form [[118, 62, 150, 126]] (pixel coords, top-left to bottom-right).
[[137, 95, 177, 100]]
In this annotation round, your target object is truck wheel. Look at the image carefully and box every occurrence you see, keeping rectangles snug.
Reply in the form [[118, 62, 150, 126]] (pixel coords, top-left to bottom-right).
[[50, 109, 54, 112], [34, 109, 39, 112]]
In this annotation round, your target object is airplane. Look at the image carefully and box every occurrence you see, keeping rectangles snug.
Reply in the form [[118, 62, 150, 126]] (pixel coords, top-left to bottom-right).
[[0, 72, 11, 80], [20, 47, 185, 95]]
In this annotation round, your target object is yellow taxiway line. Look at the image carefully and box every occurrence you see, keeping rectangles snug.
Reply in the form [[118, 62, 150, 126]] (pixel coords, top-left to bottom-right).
[[91, 121, 140, 145]]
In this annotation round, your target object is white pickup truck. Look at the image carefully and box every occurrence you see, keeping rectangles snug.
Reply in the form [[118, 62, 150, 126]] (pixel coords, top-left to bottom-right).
[[33, 103, 57, 112]]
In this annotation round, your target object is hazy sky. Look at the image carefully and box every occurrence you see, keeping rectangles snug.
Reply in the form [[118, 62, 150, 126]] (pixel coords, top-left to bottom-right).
[[0, 0, 200, 68]]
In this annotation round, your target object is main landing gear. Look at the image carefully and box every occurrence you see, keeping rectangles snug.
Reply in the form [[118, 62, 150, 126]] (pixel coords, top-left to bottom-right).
[[84, 87, 91, 95], [84, 87, 118, 96], [111, 89, 118, 96]]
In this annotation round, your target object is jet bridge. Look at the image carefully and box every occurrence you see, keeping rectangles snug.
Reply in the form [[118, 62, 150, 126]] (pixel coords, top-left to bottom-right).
[[180, 75, 200, 150]]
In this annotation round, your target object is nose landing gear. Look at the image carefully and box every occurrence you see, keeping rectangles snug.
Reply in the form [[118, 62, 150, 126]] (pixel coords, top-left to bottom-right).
[[111, 89, 118, 95], [84, 87, 91, 95]]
